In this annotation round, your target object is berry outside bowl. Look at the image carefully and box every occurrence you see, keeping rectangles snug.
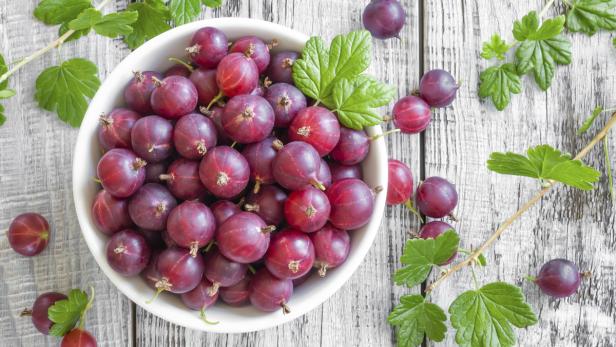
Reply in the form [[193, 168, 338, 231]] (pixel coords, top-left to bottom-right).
[[72, 18, 388, 333]]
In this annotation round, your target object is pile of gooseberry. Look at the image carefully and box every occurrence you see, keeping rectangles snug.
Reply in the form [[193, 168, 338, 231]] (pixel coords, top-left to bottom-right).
[[91, 27, 380, 319]]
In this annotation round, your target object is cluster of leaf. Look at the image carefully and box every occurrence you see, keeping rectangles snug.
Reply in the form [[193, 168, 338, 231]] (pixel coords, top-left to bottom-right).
[[388, 231, 538, 347], [48, 288, 94, 337], [292, 30, 395, 130], [479, 1, 616, 111], [0, 0, 222, 127]]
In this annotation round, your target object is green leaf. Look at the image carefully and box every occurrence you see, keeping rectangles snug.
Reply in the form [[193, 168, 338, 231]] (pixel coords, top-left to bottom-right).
[[0, 53, 8, 90], [124, 0, 172, 50], [0, 89, 16, 99], [578, 106, 604, 134], [69, 9, 138, 38], [48, 289, 89, 337], [487, 144, 601, 190], [613, 36, 616, 47], [388, 295, 447, 347], [203, 0, 223, 8], [169, 0, 203, 25], [481, 34, 510, 60], [394, 230, 459, 287], [0, 104, 5, 125], [34, 0, 92, 26], [476, 253, 488, 266], [331, 75, 395, 130], [293, 31, 371, 103], [59, 22, 90, 42], [449, 282, 538, 347], [35, 58, 100, 127], [566, 0, 616, 35], [514, 12, 572, 90], [478, 63, 522, 111]]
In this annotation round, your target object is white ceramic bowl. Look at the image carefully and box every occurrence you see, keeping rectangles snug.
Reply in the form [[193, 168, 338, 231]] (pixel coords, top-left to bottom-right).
[[73, 18, 387, 333]]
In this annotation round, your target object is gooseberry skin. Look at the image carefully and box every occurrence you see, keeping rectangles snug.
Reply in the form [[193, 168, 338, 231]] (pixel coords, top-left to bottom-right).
[[419, 69, 458, 108], [249, 268, 293, 313], [265, 229, 315, 280], [31, 292, 67, 335], [310, 224, 350, 277], [181, 277, 219, 312], [61, 328, 97, 347], [96, 148, 146, 198], [189, 68, 219, 106], [128, 183, 178, 231], [138, 229, 165, 250], [124, 71, 162, 114], [91, 190, 133, 235], [330, 127, 369, 165], [318, 159, 332, 189], [204, 106, 231, 145], [419, 221, 457, 265], [362, 0, 406, 39], [216, 53, 259, 97], [161, 158, 207, 201], [216, 212, 273, 264], [272, 141, 324, 191], [329, 162, 363, 182], [97, 108, 141, 151], [156, 247, 206, 294], [392, 96, 432, 134], [267, 51, 299, 84], [106, 229, 151, 276], [210, 200, 242, 225], [144, 161, 168, 184], [219, 273, 252, 307], [173, 113, 218, 160], [242, 137, 282, 191], [284, 187, 331, 233], [327, 178, 375, 230], [199, 146, 250, 199], [386, 159, 413, 205], [188, 27, 228, 69], [7, 213, 50, 257], [130, 115, 174, 163], [288, 106, 341, 156], [204, 249, 248, 293], [415, 177, 458, 218], [167, 201, 216, 256], [245, 185, 288, 226], [229, 36, 271, 73], [535, 259, 582, 298], [150, 76, 199, 119], [264, 83, 307, 127], [164, 64, 192, 78], [221, 95, 275, 144], [142, 251, 161, 289]]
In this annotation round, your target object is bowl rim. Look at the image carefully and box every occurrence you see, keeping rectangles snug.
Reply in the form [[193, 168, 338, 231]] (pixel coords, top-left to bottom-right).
[[73, 17, 387, 333]]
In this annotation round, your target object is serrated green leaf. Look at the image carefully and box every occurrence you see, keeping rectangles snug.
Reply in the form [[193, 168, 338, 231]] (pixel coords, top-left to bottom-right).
[[0, 104, 6, 125], [48, 289, 89, 337], [59, 22, 90, 42], [388, 295, 447, 347], [578, 106, 604, 134], [331, 75, 395, 130], [35, 58, 100, 127], [0, 89, 15, 99], [394, 230, 459, 287], [68, 8, 102, 30], [566, 0, 616, 35], [292, 36, 330, 102], [0, 53, 8, 90], [478, 63, 522, 111], [487, 144, 601, 190], [124, 0, 171, 49], [203, 0, 223, 8], [481, 34, 510, 60], [34, 0, 92, 26], [513, 12, 566, 40], [449, 282, 538, 347], [170, 0, 202, 25], [69, 9, 138, 38]]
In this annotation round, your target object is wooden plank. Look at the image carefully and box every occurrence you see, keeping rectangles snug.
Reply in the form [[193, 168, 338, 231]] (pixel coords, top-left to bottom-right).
[[0, 1, 134, 346], [423, 0, 616, 346], [135, 0, 421, 346]]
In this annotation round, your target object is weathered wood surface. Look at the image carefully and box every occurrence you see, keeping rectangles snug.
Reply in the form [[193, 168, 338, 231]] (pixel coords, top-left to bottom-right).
[[0, 0, 614, 346]]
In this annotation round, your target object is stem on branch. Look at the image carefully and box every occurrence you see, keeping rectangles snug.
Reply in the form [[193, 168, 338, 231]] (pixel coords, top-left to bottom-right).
[[425, 112, 616, 293]]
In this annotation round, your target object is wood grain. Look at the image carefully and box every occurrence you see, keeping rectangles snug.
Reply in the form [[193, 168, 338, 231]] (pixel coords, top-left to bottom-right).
[[423, 1, 616, 346]]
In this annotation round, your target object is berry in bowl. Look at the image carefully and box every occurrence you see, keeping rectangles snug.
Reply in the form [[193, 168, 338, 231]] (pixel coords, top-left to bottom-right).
[[73, 18, 387, 333]]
